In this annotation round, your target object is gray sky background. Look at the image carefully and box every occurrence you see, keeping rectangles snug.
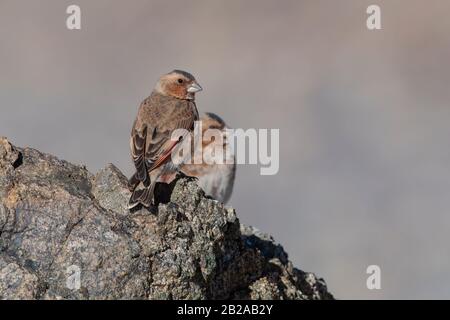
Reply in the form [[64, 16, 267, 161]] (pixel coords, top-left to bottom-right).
[[1, 0, 450, 299]]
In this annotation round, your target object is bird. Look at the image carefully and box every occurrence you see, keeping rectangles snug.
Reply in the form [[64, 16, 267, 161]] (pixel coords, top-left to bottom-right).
[[127, 70, 202, 209], [160, 112, 236, 204]]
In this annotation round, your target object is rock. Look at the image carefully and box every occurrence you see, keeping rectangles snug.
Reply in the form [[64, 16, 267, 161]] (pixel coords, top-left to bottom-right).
[[0, 137, 333, 300]]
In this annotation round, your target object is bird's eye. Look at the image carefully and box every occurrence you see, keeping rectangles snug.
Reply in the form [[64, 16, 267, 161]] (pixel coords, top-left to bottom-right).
[[177, 78, 184, 84]]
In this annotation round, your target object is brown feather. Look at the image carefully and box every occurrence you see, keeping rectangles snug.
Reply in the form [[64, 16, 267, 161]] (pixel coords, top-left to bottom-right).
[[128, 85, 199, 208]]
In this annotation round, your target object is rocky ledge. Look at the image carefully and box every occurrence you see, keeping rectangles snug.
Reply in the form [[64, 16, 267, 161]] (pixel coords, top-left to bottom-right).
[[0, 137, 333, 300]]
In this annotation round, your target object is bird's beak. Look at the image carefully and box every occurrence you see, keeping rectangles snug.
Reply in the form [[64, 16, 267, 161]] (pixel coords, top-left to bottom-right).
[[187, 82, 203, 93]]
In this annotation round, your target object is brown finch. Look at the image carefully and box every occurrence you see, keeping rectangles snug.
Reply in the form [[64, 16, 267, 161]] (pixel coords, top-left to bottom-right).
[[128, 70, 201, 209], [160, 112, 236, 204]]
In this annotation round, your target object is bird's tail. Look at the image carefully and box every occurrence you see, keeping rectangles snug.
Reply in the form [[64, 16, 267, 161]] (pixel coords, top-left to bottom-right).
[[128, 181, 156, 209]]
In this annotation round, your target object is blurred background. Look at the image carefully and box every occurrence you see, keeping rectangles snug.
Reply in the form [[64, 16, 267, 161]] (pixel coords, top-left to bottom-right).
[[1, 0, 450, 299]]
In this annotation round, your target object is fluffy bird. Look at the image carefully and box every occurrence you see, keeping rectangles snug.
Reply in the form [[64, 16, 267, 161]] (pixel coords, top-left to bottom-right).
[[128, 70, 202, 209], [160, 112, 236, 204]]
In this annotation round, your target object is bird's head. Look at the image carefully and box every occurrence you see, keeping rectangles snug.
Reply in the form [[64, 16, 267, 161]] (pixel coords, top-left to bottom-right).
[[155, 70, 202, 100], [200, 112, 228, 148], [202, 112, 227, 131]]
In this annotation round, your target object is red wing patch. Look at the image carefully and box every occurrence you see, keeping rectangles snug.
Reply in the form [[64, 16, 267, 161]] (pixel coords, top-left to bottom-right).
[[148, 139, 180, 172]]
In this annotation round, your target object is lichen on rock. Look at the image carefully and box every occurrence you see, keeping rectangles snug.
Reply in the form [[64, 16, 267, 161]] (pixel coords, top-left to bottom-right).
[[0, 137, 333, 300]]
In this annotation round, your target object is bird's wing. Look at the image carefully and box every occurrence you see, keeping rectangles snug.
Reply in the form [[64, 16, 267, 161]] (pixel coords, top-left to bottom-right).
[[146, 100, 198, 172], [130, 95, 168, 185], [131, 95, 198, 182], [130, 119, 149, 185], [138, 97, 198, 174]]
